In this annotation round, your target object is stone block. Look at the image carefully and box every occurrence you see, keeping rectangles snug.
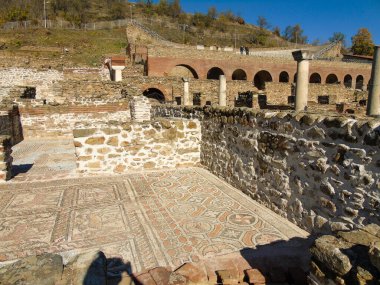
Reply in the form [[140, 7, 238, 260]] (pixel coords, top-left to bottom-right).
[[174, 262, 208, 283], [85, 137, 106, 145], [73, 129, 96, 138]]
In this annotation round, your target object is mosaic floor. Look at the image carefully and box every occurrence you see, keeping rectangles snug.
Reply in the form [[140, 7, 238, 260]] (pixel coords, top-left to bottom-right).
[[0, 167, 307, 272], [11, 139, 77, 182]]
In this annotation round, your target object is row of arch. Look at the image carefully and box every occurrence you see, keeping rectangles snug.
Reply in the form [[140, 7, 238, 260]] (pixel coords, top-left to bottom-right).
[[171, 64, 368, 90]]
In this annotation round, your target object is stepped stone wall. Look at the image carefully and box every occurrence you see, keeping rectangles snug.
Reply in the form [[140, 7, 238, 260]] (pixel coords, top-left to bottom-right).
[[73, 118, 201, 174]]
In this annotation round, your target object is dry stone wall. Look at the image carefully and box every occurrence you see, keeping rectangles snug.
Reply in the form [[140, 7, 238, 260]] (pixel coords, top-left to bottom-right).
[[200, 107, 380, 234], [73, 118, 201, 174], [153, 106, 380, 234]]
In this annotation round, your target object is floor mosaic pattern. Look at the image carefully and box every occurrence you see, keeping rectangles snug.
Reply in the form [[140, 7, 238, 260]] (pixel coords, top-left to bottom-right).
[[0, 168, 307, 272]]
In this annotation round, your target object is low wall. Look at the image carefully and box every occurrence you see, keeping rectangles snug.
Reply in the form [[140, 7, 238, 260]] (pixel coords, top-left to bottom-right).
[[20, 103, 130, 139], [265, 82, 356, 105], [73, 118, 201, 174]]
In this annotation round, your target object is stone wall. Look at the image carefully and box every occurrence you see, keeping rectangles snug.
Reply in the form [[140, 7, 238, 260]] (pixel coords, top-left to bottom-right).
[[20, 104, 130, 139], [0, 68, 63, 101], [154, 106, 380, 234], [265, 82, 356, 105], [0, 135, 12, 182], [73, 118, 201, 174]]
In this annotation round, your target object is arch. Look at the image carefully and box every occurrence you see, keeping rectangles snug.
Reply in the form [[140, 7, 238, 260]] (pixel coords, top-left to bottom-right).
[[279, 71, 289, 83], [326, 74, 339, 84], [168, 64, 199, 79], [143, 88, 165, 103], [344, 74, 352, 88], [207, 67, 224, 80], [293, 73, 298, 83], [254, 70, 273, 90], [309, 73, 322, 83], [232, 69, 247, 80], [356, 75, 364, 90]]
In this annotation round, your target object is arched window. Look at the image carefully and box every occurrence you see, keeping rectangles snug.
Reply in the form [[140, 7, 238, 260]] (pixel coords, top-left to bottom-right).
[[169, 64, 199, 79], [207, 67, 224, 80], [326, 74, 339, 84], [356, 75, 364, 90], [254, 70, 273, 90], [279, 71, 289, 83], [309, 73, 322, 83], [232, 69, 247, 80], [344, 75, 352, 88], [143, 88, 165, 103]]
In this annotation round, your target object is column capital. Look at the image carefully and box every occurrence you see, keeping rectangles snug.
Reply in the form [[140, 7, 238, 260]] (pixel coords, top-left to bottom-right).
[[292, 50, 314, 61]]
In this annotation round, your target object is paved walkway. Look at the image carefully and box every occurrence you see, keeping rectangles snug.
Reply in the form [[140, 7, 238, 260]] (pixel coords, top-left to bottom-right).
[[0, 167, 308, 273]]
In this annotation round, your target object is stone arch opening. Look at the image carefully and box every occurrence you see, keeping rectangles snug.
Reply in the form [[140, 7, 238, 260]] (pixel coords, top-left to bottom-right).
[[254, 70, 273, 90], [293, 73, 298, 83], [207, 67, 224, 80], [143, 88, 165, 103], [356, 75, 364, 90], [279, 71, 289, 83], [344, 75, 352, 88], [232, 69, 247, 80], [169, 64, 199, 79], [309, 73, 322, 84], [326, 74, 339, 84]]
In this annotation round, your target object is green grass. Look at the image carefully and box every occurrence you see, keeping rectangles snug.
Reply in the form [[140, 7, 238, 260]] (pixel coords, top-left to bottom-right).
[[0, 28, 127, 66]]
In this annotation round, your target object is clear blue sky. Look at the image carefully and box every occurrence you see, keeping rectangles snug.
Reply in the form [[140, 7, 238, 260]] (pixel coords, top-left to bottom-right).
[[152, 0, 380, 46]]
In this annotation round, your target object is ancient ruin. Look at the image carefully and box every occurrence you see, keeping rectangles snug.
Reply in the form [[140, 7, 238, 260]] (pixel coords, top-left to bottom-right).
[[0, 17, 379, 285]]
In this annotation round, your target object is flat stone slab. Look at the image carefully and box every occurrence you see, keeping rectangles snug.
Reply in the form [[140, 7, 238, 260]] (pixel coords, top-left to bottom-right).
[[0, 167, 307, 272]]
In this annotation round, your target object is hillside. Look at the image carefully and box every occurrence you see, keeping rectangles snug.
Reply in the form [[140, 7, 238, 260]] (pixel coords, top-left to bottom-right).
[[0, 0, 298, 48]]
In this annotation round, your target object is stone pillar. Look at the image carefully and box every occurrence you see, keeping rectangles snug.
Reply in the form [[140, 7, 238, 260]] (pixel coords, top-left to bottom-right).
[[111, 66, 125, 82], [130, 96, 151, 122], [183, 78, 192, 106], [367, 46, 380, 117], [219, 75, 227, 106], [292, 50, 313, 111]]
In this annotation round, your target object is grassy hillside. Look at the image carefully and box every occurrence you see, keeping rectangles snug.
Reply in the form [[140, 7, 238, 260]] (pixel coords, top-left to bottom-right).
[[0, 28, 126, 67]]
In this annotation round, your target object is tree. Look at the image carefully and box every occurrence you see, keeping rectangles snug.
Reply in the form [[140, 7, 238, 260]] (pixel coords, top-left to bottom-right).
[[351, 28, 374, 56], [282, 24, 307, 44], [329, 32, 346, 46], [207, 6, 217, 20], [272, 26, 280, 37], [257, 16, 269, 30], [169, 0, 182, 18]]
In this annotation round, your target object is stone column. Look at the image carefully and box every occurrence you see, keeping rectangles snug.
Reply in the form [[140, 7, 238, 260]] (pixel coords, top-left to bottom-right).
[[367, 46, 380, 116], [219, 75, 227, 106], [292, 50, 313, 111], [183, 78, 191, 106]]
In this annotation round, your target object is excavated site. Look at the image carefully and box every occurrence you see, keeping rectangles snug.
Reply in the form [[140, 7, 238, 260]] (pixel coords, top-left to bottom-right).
[[0, 21, 379, 285]]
